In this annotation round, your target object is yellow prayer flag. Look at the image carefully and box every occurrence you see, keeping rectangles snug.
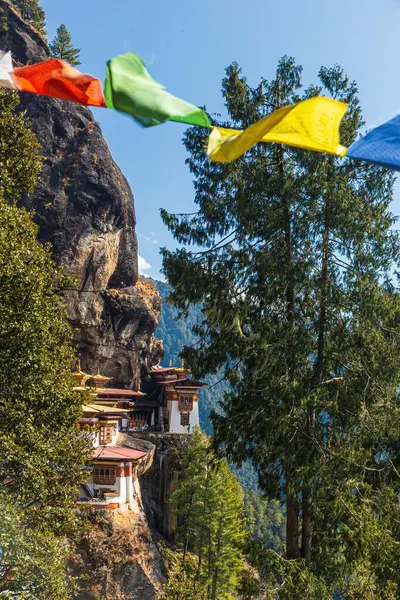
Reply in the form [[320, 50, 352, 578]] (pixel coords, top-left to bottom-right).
[[207, 96, 348, 163]]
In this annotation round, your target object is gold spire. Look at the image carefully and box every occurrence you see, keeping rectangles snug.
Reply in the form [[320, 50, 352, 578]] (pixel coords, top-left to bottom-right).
[[72, 359, 91, 387], [92, 368, 112, 381], [176, 359, 189, 373]]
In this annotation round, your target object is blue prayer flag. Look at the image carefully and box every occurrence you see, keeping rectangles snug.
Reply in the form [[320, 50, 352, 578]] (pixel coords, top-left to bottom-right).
[[347, 114, 400, 170]]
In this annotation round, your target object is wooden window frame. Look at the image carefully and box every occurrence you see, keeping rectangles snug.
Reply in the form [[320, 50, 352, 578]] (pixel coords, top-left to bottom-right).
[[180, 413, 190, 427], [99, 425, 114, 445], [179, 394, 193, 412], [93, 466, 116, 485]]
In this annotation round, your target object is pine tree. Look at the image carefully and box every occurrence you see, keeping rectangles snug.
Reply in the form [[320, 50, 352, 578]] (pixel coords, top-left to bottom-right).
[[11, 0, 46, 37], [171, 428, 248, 599], [50, 24, 81, 67], [0, 90, 91, 598], [161, 58, 400, 596]]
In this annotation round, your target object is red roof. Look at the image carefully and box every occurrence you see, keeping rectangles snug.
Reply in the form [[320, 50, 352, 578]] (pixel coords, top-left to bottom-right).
[[132, 400, 161, 408], [159, 378, 205, 388], [97, 388, 145, 397], [93, 446, 147, 461]]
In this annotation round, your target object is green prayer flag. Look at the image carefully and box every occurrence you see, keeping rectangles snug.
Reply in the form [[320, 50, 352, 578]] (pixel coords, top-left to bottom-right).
[[104, 53, 210, 128]]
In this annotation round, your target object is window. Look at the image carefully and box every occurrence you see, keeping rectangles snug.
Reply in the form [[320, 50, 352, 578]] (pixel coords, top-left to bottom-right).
[[99, 426, 114, 445], [93, 467, 116, 485], [181, 414, 190, 427], [179, 394, 193, 411]]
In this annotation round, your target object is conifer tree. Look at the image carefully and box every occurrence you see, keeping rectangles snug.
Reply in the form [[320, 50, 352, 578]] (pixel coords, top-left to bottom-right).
[[162, 58, 400, 596], [11, 0, 46, 36], [50, 24, 81, 67], [171, 428, 248, 599], [0, 90, 90, 598]]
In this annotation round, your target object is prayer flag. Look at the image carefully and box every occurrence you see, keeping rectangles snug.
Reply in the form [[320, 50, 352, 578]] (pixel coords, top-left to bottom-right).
[[104, 52, 210, 128], [0, 51, 16, 90], [347, 115, 400, 170], [11, 58, 105, 107], [207, 96, 348, 162]]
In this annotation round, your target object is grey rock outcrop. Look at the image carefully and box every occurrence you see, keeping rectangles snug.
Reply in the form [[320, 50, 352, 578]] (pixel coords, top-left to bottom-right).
[[1, 0, 162, 387]]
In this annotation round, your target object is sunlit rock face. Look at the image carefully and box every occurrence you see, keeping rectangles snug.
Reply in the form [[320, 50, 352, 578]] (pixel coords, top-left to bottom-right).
[[1, 0, 162, 387]]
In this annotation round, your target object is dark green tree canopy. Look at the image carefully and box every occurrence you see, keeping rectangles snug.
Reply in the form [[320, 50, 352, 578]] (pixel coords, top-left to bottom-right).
[[11, 0, 46, 36], [161, 57, 400, 596], [171, 428, 248, 599], [0, 91, 43, 201], [50, 24, 81, 66], [0, 89, 91, 598]]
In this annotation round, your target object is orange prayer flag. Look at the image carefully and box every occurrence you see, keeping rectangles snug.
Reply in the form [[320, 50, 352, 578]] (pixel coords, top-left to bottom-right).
[[12, 58, 105, 107]]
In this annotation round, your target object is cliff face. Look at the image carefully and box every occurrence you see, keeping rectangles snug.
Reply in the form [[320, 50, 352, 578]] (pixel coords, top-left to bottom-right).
[[71, 436, 165, 600], [1, 0, 162, 387], [72, 494, 165, 600], [132, 433, 192, 540]]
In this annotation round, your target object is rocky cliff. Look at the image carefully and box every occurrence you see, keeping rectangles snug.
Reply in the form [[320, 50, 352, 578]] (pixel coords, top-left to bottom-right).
[[72, 492, 165, 600], [1, 0, 162, 388], [132, 433, 192, 541], [70, 435, 167, 599]]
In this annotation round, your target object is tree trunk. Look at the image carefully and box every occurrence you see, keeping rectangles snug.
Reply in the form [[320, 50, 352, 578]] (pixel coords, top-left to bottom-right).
[[278, 128, 299, 562], [301, 490, 312, 559], [286, 495, 300, 559], [302, 157, 334, 561]]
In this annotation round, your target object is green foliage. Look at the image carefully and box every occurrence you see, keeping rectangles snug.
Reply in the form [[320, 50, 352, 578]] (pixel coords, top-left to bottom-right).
[[11, 0, 46, 36], [243, 489, 285, 553], [50, 24, 81, 66], [161, 56, 400, 595], [0, 492, 78, 599], [159, 560, 208, 600], [157, 279, 260, 490], [0, 91, 44, 202], [235, 564, 264, 600], [0, 89, 91, 598], [0, 7, 8, 32], [171, 428, 248, 599]]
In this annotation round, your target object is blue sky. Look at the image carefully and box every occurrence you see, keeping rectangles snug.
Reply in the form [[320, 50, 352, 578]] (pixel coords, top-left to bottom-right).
[[42, 0, 400, 279]]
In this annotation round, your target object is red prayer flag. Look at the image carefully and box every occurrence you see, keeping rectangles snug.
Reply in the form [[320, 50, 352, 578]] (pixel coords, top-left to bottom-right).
[[12, 58, 105, 107]]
